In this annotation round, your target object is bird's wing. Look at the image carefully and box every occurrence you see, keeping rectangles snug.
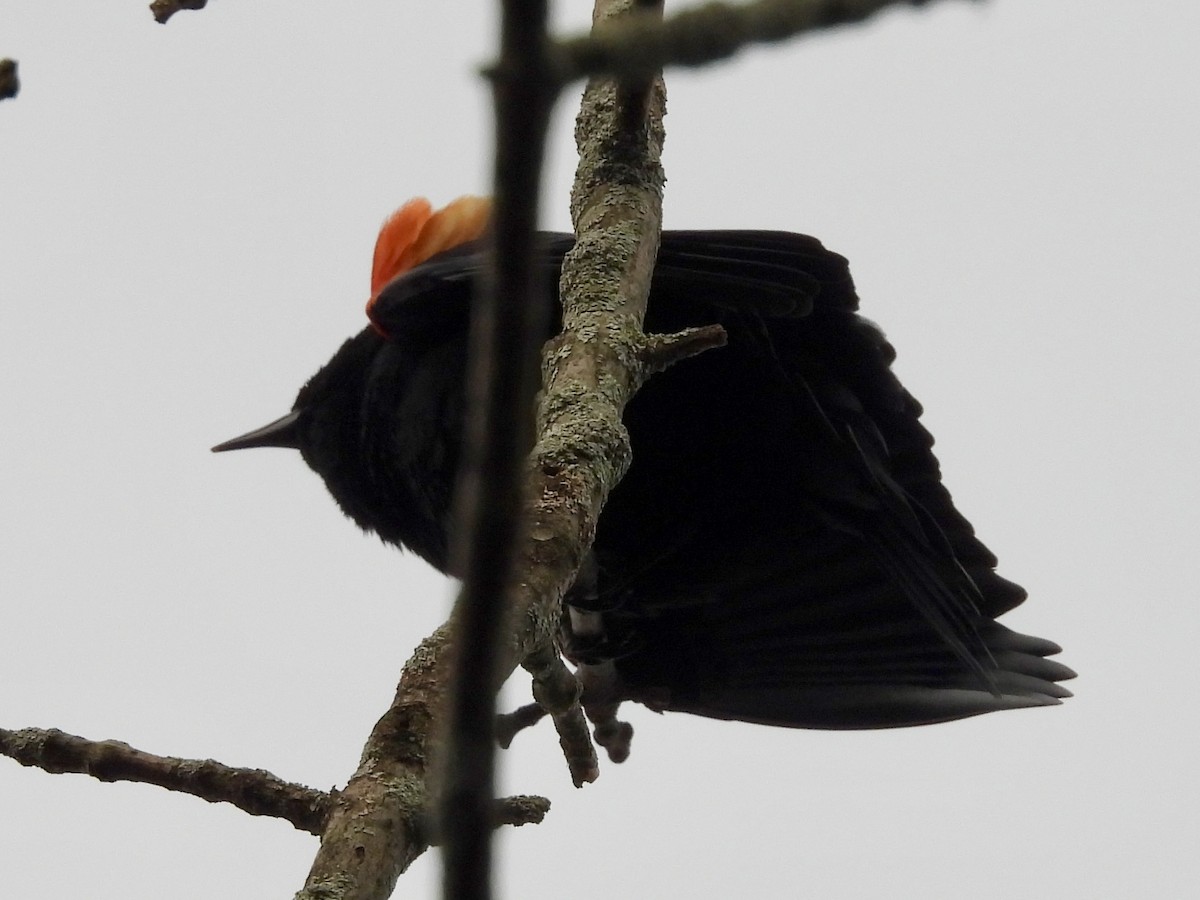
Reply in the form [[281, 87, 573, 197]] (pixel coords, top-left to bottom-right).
[[578, 231, 1072, 726], [370, 230, 1072, 727], [654, 229, 857, 317]]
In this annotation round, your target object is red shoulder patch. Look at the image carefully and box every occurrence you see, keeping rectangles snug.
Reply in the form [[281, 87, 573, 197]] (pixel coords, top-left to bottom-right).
[[367, 196, 491, 336], [370, 197, 434, 299]]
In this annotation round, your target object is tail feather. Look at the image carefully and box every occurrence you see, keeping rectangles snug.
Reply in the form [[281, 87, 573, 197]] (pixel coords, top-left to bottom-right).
[[624, 618, 1074, 729], [862, 516, 997, 690]]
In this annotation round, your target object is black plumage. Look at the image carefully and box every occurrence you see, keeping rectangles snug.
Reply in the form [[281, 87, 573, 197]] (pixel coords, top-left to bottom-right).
[[215, 230, 1073, 729]]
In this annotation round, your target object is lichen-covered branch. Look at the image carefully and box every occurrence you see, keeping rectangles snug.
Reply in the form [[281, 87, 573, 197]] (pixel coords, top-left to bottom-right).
[[291, 630, 546, 900], [0, 726, 329, 833], [549, 0, 952, 84], [0, 59, 18, 101], [293, 627, 447, 900], [494, 0, 735, 791], [0, 722, 547, 851]]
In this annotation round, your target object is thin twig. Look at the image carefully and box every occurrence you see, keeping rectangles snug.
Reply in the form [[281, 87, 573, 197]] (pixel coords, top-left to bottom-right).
[[546, 0, 949, 84], [0, 726, 549, 841], [149, 0, 209, 24], [1, 726, 329, 833], [489, 794, 552, 829], [438, 1, 558, 899], [0, 59, 18, 101]]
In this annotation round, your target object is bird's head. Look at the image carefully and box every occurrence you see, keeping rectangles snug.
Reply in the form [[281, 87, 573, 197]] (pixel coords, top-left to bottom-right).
[[212, 196, 489, 545], [211, 328, 385, 530], [213, 194, 488, 449]]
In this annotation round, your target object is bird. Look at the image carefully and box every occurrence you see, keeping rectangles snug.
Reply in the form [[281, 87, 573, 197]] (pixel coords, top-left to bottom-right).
[[214, 196, 1073, 731]]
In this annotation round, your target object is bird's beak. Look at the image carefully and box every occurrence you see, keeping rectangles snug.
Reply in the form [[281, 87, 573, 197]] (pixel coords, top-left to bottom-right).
[[211, 410, 302, 452]]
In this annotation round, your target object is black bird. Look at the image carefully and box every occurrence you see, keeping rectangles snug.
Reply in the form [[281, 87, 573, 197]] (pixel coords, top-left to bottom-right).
[[215, 197, 1073, 730]]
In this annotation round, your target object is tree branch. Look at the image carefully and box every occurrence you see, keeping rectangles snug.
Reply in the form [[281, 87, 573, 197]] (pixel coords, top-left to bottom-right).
[[287, 628, 549, 899], [292, 627, 447, 900], [1, 726, 329, 833], [548, 0, 951, 84], [0, 725, 549, 844]]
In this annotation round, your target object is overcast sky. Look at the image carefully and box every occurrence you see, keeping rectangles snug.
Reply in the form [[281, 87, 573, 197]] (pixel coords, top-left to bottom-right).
[[3, 2, 1197, 898]]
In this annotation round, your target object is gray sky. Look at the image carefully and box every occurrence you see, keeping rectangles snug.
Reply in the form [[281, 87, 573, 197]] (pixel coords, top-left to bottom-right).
[[3, 2, 1197, 898]]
